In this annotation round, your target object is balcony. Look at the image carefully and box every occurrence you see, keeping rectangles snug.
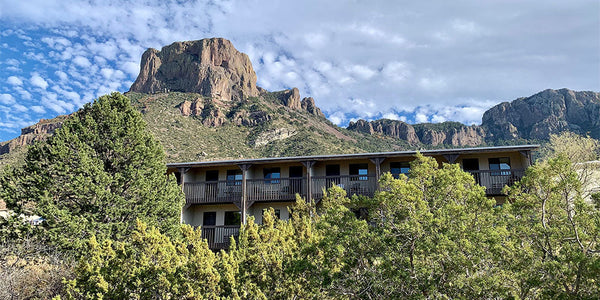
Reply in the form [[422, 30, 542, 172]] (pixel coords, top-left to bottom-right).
[[183, 170, 525, 204], [468, 169, 525, 195], [201, 225, 240, 250]]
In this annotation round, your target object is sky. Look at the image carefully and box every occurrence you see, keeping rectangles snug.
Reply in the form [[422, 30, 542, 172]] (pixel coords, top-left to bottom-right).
[[0, 0, 598, 142]]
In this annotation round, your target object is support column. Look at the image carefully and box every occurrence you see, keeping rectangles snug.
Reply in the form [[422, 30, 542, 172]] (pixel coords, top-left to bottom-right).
[[238, 164, 252, 224], [178, 167, 191, 224], [369, 157, 385, 182], [302, 161, 316, 204]]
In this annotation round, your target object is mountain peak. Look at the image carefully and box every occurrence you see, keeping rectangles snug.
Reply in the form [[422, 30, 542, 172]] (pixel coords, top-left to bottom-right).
[[129, 38, 259, 102]]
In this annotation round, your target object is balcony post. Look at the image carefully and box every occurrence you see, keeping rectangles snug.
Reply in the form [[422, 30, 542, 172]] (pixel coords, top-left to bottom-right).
[[302, 161, 316, 204], [178, 167, 190, 224], [238, 164, 252, 224]]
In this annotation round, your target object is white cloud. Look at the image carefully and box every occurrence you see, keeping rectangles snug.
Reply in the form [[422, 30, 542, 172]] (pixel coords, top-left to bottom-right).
[[55, 70, 68, 81], [13, 104, 28, 112], [7, 76, 23, 86], [0, 94, 15, 105], [415, 113, 428, 123], [31, 106, 46, 113], [30, 73, 49, 89], [122, 61, 140, 77], [382, 112, 406, 122], [73, 55, 92, 68]]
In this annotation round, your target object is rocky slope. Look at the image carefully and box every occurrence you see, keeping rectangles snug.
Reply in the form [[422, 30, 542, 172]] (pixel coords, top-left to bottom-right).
[[482, 88, 600, 140]]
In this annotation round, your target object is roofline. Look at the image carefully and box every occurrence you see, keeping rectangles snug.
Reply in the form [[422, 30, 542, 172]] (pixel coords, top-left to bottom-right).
[[166, 144, 540, 169]]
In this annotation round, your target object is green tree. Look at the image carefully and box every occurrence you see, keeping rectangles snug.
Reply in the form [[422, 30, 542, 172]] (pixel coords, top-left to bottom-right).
[[372, 154, 513, 298], [506, 154, 600, 298], [0, 92, 183, 251], [65, 221, 220, 299]]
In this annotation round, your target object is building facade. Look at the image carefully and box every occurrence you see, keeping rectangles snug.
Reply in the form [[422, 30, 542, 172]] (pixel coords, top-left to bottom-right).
[[168, 145, 538, 249]]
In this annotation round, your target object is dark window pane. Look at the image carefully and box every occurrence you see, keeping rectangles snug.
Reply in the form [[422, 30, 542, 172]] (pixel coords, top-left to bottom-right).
[[390, 162, 410, 179], [206, 170, 219, 181], [489, 157, 511, 175], [350, 163, 368, 181], [227, 169, 242, 186], [264, 167, 281, 184], [462, 159, 479, 171], [224, 211, 241, 225], [203, 212, 216, 226]]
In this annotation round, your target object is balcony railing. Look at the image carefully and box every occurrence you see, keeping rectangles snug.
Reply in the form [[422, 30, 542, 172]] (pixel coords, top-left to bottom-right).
[[184, 181, 241, 204], [247, 177, 307, 202], [311, 174, 377, 200], [201, 225, 240, 250], [183, 170, 525, 204], [468, 169, 525, 195]]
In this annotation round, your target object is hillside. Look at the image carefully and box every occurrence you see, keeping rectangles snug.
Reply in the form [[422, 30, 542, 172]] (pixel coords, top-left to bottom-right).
[[1, 38, 598, 168]]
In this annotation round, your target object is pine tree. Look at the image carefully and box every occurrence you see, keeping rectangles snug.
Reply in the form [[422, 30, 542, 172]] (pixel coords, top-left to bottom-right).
[[1, 92, 183, 251]]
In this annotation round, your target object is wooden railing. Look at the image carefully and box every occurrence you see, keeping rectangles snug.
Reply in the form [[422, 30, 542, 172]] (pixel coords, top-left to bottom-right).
[[247, 177, 307, 202], [311, 174, 378, 200], [201, 225, 240, 250], [467, 169, 525, 195], [183, 180, 241, 204], [183, 170, 525, 204]]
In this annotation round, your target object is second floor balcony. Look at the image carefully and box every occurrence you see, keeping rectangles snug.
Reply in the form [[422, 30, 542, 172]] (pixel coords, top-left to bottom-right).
[[182, 169, 525, 205]]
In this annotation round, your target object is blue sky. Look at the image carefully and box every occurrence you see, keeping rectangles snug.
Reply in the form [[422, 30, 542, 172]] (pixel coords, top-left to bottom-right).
[[0, 0, 598, 142]]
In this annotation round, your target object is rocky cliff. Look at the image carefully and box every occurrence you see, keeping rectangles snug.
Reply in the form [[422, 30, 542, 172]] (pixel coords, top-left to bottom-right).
[[0, 117, 65, 155], [129, 38, 259, 102], [348, 119, 485, 147], [482, 89, 600, 140], [348, 89, 599, 146]]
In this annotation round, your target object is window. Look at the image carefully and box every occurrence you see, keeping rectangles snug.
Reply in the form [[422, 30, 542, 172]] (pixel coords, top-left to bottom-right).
[[224, 211, 241, 225], [390, 162, 410, 179], [203, 212, 216, 226], [489, 157, 510, 175], [350, 163, 368, 181], [326, 164, 341, 186], [263, 167, 281, 184], [462, 159, 479, 171], [226, 170, 242, 186], [206, 170, 219, 181]]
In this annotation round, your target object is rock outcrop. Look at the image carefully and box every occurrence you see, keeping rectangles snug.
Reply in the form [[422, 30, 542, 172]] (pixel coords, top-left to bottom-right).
[[0, 118, 65, 155], [348, 119, 485, 147], [301, 97, 325, 117], [413, 123, 486, 146], [482, 89, 600, 140], [348, 119, 419, 144], [130, 38, 259, 102]]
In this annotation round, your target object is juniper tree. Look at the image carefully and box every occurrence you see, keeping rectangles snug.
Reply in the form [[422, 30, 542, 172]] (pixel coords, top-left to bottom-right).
[[0, 92, 183, 251]]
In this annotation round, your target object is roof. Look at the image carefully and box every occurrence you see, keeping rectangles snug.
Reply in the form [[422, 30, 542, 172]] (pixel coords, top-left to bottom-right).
[[167, 144, 539, 169]]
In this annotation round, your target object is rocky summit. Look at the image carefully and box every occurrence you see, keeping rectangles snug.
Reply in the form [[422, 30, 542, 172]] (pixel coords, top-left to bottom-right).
[[130, 38, 259, 102]]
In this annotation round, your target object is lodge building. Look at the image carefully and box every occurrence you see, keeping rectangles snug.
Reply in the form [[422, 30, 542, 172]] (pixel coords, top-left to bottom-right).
[[168, 145, 539, 250]]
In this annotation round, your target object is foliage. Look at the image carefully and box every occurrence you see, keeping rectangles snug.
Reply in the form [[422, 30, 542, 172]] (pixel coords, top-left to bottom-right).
[[0, 92, 183, 251], [506, 154, 600, 298], [66, 220, 220, 300], [372, 154, 513, 298]]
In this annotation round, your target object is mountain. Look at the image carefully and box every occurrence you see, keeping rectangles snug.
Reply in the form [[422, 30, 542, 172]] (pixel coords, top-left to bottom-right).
[[348, 89, 599, 145], [1, 38, 599, 167]]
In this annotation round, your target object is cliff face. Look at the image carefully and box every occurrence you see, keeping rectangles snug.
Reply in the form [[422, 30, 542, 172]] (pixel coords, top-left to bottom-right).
[[348, 119, 485, 147], [348, 89, 599, 146], [129, 38, 259, 102], [0, 118, 65, 155], [482, 89, 600, 140]]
